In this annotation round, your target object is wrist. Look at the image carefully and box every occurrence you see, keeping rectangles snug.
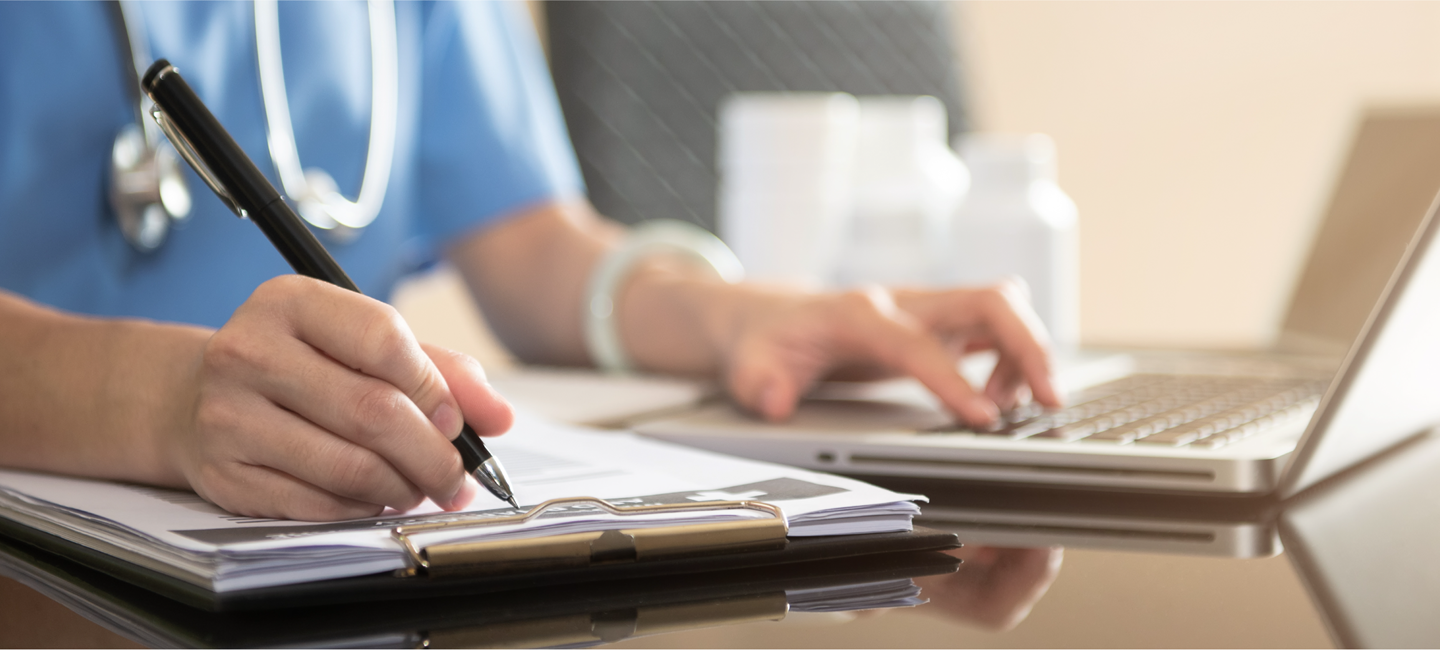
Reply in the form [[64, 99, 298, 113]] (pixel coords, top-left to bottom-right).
[[96, 318, 210, 488], [0, 293, 210, 488], [586, 220, 742, 374], [616, 258, 744, 376]]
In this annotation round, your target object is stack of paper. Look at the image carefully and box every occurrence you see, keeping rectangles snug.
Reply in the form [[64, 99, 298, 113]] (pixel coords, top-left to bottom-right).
[[0, 414, 922, 593]]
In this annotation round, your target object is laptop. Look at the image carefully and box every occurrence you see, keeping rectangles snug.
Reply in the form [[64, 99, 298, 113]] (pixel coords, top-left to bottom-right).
[[635, 107, 1440, 498]]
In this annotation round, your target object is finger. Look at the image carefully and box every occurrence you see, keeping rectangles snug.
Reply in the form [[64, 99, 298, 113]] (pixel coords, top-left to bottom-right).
[[258, 276, 465, 436], [422, 343, 514, 437], [903, 285, 1062, 409], [872, 324, 999, 426], [236, 336, 469, 509], [727, 346, 810, 422], [843, 290, 999, 426], [976, 285, 1062, 408], [194, 462, 384, 521], [984, 356, 1028, 411], [237, 397, 427, 511]]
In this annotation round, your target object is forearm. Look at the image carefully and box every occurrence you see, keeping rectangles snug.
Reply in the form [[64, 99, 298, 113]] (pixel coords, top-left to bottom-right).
[[448, 201, 621, 366], [614, 257, 784, 376], [0, 290, 205, 486], [448, 199, 765, 375]]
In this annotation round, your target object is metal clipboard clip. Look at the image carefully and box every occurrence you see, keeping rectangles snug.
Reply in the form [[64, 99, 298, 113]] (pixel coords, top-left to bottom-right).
[[392, 497, 788, 578]]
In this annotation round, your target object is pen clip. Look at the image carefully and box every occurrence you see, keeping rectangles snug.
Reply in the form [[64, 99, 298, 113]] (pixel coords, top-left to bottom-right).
[[149, 106, 247, 219]]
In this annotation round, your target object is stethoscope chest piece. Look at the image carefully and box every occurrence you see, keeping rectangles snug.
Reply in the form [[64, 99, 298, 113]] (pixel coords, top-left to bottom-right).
[[109, 123, 191, 252]]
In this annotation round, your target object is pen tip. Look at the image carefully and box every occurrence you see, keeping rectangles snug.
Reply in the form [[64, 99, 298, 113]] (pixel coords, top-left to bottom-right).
[[506, 497, 519, 510]]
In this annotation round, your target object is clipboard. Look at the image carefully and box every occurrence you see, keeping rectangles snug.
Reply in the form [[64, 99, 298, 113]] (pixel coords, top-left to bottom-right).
[[0, 527, 961, 648], [0, 495, 959, 612]]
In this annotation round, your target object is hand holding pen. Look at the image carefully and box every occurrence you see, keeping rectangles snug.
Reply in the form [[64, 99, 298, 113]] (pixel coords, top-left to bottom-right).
[[140, 60, 519, 520]]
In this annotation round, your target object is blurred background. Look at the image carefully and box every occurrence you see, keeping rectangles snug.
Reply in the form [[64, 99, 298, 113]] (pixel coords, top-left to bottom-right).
[[394, 1, 1440, 370]]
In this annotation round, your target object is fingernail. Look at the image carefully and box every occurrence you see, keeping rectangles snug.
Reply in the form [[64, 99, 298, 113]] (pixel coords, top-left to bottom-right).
[[431, 402, 462, 437]]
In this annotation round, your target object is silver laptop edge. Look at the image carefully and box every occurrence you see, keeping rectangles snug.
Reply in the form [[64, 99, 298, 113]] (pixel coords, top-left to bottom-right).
[[1279, 181, 1440, 497]]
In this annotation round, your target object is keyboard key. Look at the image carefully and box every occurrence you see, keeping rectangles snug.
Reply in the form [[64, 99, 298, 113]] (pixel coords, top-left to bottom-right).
[[1135, 428, 1204, 446], [1084, 427, 1142, 443], [1189, 436, 1232, 450], [1009, 419, 1058, 438], [1033, 422, 1098, 441]]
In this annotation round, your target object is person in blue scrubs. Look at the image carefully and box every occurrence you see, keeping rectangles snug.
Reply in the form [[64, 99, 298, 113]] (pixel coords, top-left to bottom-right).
[[0, 1, 1060, 521]]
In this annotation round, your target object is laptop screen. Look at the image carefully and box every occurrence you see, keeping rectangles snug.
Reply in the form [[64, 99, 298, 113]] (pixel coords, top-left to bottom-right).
[[1279, 107, 1440, 354], [1281, 167, 1440, 496]]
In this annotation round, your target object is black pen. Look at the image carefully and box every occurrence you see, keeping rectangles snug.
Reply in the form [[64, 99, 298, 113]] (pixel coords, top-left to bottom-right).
[[141, 59, 518, 510]]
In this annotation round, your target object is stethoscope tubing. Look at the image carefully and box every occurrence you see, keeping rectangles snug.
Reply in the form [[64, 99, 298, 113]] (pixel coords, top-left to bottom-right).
[[255, 0, 398, 233], [107, 0, 398, 252]]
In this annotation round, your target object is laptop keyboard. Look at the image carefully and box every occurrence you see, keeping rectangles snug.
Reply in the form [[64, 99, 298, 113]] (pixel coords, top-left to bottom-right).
[[927, 374, 1328, 450]]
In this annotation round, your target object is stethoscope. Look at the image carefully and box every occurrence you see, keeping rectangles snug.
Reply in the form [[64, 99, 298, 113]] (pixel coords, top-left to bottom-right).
[[107, 0, 398, 252]]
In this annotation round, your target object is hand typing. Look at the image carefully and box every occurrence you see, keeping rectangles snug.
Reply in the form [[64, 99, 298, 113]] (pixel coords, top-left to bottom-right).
[[723, 280, 1062, 427]]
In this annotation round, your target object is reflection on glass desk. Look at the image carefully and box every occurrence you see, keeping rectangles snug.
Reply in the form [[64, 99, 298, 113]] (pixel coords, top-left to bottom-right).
[[1280, 429, 1440, 647], [0, 532, 957, 648], [8, 432, 1440, 647]]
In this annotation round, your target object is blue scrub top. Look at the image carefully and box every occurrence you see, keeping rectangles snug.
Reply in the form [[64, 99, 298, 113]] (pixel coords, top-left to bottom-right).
[[0, 1, 583, 328]]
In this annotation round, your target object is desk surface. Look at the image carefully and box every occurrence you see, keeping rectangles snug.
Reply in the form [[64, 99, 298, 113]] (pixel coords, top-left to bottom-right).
[[0, 541, 1333, 648], [7, 431, 1440, 648]]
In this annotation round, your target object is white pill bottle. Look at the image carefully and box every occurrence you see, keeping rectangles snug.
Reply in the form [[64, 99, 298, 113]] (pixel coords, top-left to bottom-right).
[[832, 96, 969, 288], [951, 133, 1079, 349]]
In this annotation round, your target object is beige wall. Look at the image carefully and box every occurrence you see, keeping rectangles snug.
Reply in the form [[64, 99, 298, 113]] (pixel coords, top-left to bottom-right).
[[399, 1, 1440, 364], [958, 1, 1440, 349]]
